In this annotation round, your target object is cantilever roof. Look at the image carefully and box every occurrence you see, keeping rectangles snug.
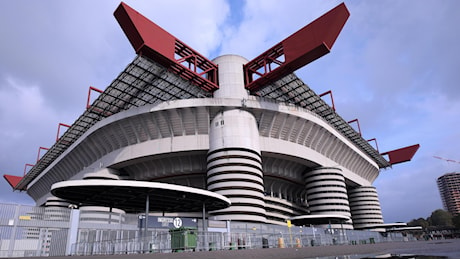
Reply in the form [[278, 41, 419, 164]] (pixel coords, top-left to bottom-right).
[[290, 214, 351, 225], [51, 180, 231, 212], [15, 55, 390, 191], [254, 74, 391, 168], [15, 56, 210, 191]]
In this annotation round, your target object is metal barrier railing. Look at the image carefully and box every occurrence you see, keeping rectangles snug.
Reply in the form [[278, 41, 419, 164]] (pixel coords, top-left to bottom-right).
[[69, 228, 404, 256], [0, 203, 416, 257]]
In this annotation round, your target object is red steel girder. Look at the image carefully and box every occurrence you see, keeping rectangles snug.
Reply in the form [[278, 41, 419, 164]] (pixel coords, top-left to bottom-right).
[[319, 90, 336, 111], [114, 2, 218, 92], [381, 144, 420, 165], [86, 86, 103, 109], [348, 118, 362, 136], [3, 175, 24, 190], [36, 146, 49, 163], [244, 3, 350, 92], [23, 163, 34, 176], [86, 86, 113, 117], [367, 138, 379, 153], [56, 123, 71, 142]]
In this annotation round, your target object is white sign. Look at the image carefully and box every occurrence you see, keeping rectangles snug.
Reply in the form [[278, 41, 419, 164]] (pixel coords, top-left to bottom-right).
[[173, 217, 183, 228]]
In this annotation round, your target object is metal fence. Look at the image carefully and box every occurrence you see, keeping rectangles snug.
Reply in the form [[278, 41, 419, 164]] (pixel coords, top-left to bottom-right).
[[0, 203, 415, 258], [70, 229, 409, 256], [0, 203, 71, 257]]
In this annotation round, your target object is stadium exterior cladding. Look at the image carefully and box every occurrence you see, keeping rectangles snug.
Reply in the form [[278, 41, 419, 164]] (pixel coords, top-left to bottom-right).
[[26, 55, 385, 228], [7, 2, 419, 230]]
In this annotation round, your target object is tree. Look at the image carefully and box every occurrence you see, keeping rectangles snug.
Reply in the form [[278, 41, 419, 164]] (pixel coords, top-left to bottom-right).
[[408, 218, 429, 229], [429, 209, 453, 227], [453, 215, 460, 229]]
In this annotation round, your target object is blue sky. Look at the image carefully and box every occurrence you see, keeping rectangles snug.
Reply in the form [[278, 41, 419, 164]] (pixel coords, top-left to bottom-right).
[[1, 0, 460, 223]]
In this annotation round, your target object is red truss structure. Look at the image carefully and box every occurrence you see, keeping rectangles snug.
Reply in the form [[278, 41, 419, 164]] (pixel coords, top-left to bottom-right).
[[3, 175, 23, 190], [381, 144, 420, 165], [244, 3, 350, 92], [56, 123, 71, 142], [36, 147, 49, 163], [319, 90, 336, 111], [114, 2, 218, 92]]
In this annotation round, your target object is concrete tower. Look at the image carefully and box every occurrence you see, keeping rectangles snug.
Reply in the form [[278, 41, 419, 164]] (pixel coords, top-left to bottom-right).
[[207, 55, 266, 222]]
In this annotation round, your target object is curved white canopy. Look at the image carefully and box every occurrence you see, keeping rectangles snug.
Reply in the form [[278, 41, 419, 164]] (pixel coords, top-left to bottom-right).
[[51, 180, 231, 213]]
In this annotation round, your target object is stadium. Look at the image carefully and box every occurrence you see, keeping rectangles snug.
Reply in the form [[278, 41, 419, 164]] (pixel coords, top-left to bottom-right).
[[4, 1, 419, 234]]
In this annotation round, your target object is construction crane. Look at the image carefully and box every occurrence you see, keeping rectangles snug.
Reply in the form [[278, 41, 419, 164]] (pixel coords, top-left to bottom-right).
[[433, 156, 460, 173], [433, 156, 460, 164]]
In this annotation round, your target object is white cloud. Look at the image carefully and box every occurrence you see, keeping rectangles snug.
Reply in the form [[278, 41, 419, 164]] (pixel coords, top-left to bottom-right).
[[0, 76, 56, 126], [0, 76, 58, 203], [123, 0, 230, 57], [220, 0, 341, 59]]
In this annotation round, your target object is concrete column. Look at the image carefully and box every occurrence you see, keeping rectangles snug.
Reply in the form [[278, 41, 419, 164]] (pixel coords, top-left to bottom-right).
[[304, 167, 352, 228], [348, 186, 384, 230], [207, 55, 266, 222], [65, 209, 80, 256], [212, 55, 249, 99]]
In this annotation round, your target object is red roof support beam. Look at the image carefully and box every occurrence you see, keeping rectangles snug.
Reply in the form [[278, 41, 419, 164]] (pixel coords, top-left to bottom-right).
[[114, 2, 218, 92], [348, 118, 362, 136], [23, 163, 34, 176], [36, 147, 49, 163], [319, 90, 336, 111], [86, 86, 113, 117], [86, 86, 104, 109], [367, 138, 379, 153], [381, 144, 420, 165], [3, 175, 24, 190], [56, 123, 71, 142], [244, 3, 350, 92]]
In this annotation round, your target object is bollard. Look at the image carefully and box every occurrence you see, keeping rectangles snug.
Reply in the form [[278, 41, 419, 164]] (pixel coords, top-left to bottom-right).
[[262, 238, 269, 248], [278, 237, 285, 248]]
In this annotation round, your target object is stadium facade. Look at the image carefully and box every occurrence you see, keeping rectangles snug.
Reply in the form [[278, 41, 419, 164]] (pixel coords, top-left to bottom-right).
[[4, 2, 419, 230]]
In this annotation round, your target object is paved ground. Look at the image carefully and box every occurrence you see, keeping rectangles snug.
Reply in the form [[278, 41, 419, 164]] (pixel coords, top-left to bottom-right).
[[48, 239, 460, 259]]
